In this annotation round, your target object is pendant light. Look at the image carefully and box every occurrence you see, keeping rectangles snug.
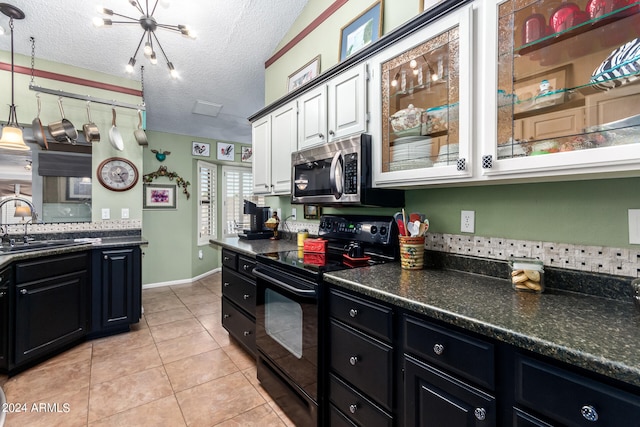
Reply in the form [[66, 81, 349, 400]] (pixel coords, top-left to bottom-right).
[[0, 3, 28, 151]]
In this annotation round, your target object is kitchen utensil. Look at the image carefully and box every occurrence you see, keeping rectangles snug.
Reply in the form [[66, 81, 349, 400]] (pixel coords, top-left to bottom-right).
[[134, 109, 148, 146], [31, 94, 48, 150], [407, 220, 421, 237], [108, 108, 124, 151], [48, 97, 78, 143], [423, 219, 430, 234], [418, 222, 426, 236], [82, 101, 100, 143], [409, 213, 421, 223], [402, 208, 408, 236]]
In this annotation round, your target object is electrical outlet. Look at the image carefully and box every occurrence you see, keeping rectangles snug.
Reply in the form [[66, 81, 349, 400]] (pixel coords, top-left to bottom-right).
[[198, 250, 203, 260], [121, 208, 129, 219], [461, 210, 475, 233], [292, 208, 297, 221], [101, 208, 110, 220], [629, 209, 640, 244]]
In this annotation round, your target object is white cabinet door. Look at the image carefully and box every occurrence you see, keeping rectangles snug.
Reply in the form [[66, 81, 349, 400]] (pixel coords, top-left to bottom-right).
[[298, 85, 327, 149], [270, 101, 298, 194], [252, 115, 271, 195], [328, 63, 368, 141]]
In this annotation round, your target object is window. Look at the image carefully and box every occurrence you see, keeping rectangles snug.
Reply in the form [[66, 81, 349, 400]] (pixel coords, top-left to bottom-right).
[[197, 161, 217, 245], [222, 166, 263, 236]]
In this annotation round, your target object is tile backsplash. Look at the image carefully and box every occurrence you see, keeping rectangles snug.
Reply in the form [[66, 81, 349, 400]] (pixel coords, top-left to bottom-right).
[[3, 219, 142, 235], [426, 233, 640, 278]]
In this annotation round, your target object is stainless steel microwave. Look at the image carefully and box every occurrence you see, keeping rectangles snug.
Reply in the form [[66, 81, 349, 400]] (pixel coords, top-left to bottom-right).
[[291, 133, 404, 207]]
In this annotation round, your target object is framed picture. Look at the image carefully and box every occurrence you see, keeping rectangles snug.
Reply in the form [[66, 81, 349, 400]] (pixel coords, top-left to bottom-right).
[[303, 204, 321, 220], [217, 142, 235, 161], [420, 0, 446, 12], [241, 146, 253, 163], [192, 141, 210, 157], [339, 1, 383, 61], [513, 65, 570, 113], [287, 55, 321, 93], [66, 177, 92, 200], [143, 184, 177, 209]]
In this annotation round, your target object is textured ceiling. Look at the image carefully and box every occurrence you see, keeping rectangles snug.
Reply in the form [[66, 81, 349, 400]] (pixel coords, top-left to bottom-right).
[[0, 0, 309, 144]]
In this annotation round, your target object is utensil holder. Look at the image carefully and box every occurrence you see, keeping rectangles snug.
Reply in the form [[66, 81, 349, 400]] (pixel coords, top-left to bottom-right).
[[399, 236, 425, 270]]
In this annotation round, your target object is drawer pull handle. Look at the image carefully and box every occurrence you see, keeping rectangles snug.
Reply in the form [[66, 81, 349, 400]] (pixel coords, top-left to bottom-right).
[[474, 407, 486, 421], [349, 308, 358, 318], [349, 356, 359, 366], [224, 282, 230, 287], [243, 294, 251, 300], [223, 314, 230, 319], [0, 291, 6, 298], [243, 331, 252, 337], [20, 289, 28, 295], [581, 405, 599, 422], [224, 256, 230, 261], [243, 265, 249, 270], [104, 255, 108, 259], [349, 404, 357, 414], [433, 343, 444, 355]]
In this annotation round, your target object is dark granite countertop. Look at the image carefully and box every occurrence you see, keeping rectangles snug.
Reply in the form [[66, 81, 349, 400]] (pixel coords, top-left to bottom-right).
[[323, 263, 640, 388], [209, 236, 299, 258]]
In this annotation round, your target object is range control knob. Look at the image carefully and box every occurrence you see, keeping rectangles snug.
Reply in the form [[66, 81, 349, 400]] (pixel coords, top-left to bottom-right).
[[379, 226, 387, 236], [370, 225, 378, 235]]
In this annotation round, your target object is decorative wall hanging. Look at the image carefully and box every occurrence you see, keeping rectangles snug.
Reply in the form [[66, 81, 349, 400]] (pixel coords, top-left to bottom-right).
[[143, 165, 190, 199], [241, 146, 253, 163], [287, 55, 320, 93], [217, 142, 234, 161], [143, 184, 177, 209], [192, 141, 210, 157], [339, 1, 383, 61], [151, 149, 171, 162]]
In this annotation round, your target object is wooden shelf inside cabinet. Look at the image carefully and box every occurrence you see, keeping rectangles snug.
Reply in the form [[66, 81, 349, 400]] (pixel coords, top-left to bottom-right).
[[515, 5, 638, 56], [513, 98, 585, 120]]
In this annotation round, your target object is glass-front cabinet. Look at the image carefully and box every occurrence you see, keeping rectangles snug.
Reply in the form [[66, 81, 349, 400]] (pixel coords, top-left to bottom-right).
[[371, 5, 473, 187], [481, 0, 640, 178]]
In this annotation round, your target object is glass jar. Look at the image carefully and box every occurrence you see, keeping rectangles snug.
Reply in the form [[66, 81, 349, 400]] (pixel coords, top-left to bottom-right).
[[509, 257, 545, 293]]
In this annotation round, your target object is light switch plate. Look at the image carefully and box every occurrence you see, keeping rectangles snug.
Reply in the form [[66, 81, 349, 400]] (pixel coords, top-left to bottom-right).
[[101, 208, 110, 220], [121, 208, 129, 219], [629, 209, 640, 244]]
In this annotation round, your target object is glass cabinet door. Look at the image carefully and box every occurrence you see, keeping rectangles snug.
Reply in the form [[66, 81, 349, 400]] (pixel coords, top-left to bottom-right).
[[371, 5, 472, 186], [483, 0, 640, 177]]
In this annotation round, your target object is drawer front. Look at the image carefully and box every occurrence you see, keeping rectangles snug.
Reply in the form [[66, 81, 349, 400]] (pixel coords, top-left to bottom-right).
[[222, 269, 256, 317], [222, 249, 237, 270], [516, 355, 640, 426], [15, 252, 89, 284], [330, 319, 393, 411], [513, 408, 554, 427], [222, 297, 255, 355], [238, 255, 256, 278], [329, 374, 393, 427], [404, 314, 495, 390], [330, 289, 393, 342], [329, 404, 358, 427]]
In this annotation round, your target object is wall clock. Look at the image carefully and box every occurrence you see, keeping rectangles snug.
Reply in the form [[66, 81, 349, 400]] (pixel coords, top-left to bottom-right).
[[97, 157, 139, 191]]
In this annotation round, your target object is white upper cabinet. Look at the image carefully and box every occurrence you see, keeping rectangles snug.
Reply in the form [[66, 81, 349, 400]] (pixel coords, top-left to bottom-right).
[[479, 0, 640, 180], [252, 100, 297, 195], [298, 63, 368, 150], [369, 4, 474, 187]]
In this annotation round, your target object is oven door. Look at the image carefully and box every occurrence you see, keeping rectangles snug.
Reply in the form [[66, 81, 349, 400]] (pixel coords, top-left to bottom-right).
[[254, 264, 319, 398]]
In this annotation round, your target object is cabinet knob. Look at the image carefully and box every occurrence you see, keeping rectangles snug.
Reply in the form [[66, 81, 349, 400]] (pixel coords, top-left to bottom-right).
[[243, 294, 251, 300], [243, 265, 249, 271], [224, 256, 230, 261], [20, 289, 28, 295], [349, 356, 359, 366], [264, 184, 269, 189], [223, 314, 230, 319], [349, 404, 358, 414], [581, 405, 599, 422], [0, 291, 6, 298], [433, 343, 444, 355], [104, 255, 108, 259], [224, 282, 230, 287], [243, 331, 252, 336], [474, 407, 486, 421], [329, 130, 335, 136], [319, 133, 324, 139], [349, 308, 358, 318]]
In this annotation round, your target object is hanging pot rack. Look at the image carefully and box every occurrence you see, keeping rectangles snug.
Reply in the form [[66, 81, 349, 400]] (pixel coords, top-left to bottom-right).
[[28, 84, 145, 111]]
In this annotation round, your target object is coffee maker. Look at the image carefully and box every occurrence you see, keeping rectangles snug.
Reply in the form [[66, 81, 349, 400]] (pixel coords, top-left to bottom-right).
[[238, 200, 273, 240]]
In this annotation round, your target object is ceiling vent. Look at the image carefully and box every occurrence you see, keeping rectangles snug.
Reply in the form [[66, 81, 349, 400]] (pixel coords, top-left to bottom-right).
[[192, 100, 223, 117]]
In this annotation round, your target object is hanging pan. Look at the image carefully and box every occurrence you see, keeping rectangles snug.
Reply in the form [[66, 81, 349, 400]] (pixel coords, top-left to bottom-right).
[[109, 108, 124, 151], [48, 98, 78, 144], [82, 101, 100, 143], [134, 109, 148, 146], [31, 94, 48, 150]]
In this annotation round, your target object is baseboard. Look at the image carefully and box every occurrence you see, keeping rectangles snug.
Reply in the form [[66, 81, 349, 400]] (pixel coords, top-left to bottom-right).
[[142, 267, 221, 289]]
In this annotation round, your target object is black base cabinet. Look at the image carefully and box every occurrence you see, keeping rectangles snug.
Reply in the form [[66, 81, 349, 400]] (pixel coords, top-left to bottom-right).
[[90, 247, 142, 337], [0, 266, 11, 371]]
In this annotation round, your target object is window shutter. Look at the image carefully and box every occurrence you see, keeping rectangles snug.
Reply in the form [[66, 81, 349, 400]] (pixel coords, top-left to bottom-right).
[[197, 161, 217, 245], [222, 167, 263, 236]]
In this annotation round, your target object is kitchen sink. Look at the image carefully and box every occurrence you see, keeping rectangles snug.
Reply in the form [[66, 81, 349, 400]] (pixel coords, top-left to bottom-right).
[[0, 239, 87, 254]]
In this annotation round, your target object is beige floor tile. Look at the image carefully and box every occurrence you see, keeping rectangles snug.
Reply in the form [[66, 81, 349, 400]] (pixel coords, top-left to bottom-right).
[[143, 294, 185, 313], [214, 403, 287, 427], [176, 371, 266, 427], [202, 281, 223, 297], [156, 331, 219, 364], [141, 286, 175, 300], [88, 366, 173, 423], [187, 299, 221, 317], [91, 343, 162, 385], [223, 342, 256, 371], [35, 341, 93, 370], [170, 282, 213, 297], [267, 401, 297, 427], [88, 395, 186, 427], [164, 348, 238, 392], [3, 385, 89, 427], [3, 358, 91, 404], [149, 317, 206, 343], [242, 366, 273, 403], [144, 306, 194, 327], [91, 327, 155, 359], [199, 314, 231, 347], [177, 293, 219, 307]]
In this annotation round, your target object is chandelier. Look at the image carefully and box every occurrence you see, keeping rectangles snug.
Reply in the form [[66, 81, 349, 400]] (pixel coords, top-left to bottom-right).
[[93, 1, 196, 79]]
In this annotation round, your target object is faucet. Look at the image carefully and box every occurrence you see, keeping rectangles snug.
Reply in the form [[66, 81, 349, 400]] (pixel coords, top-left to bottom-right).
[[0, 196, 38, 245]]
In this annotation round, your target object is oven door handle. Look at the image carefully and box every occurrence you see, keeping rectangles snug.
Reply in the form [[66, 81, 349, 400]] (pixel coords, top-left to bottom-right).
[[253, 268, 317, 297], [329, 150, 344, 200]]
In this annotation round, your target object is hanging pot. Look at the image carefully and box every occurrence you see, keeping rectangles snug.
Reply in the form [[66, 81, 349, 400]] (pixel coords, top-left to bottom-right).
[[108, 108, 124, 151], [82, 101, 100, 143], [134, 109, 148, 146], [31, 94, 48, 150], [47, 98, 78, 144]]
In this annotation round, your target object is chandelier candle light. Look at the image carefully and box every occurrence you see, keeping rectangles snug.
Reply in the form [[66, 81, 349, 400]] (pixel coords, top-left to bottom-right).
[[93, 0, 196, 79], [0, 2, 28, 151]]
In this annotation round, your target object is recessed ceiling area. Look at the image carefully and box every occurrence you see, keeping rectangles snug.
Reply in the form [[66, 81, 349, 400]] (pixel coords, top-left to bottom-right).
[[0, 0, 310, 143]]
